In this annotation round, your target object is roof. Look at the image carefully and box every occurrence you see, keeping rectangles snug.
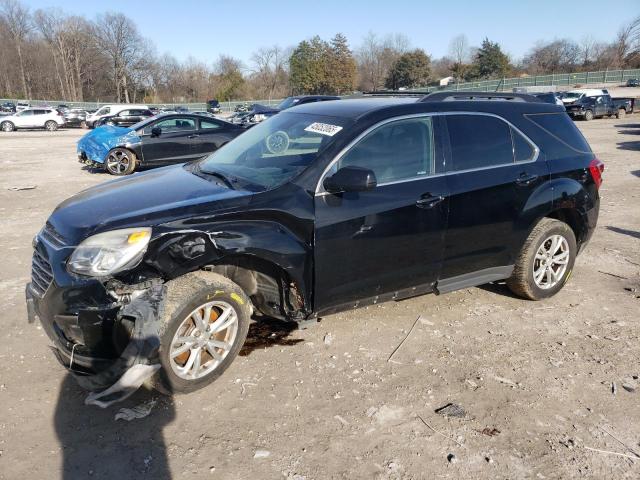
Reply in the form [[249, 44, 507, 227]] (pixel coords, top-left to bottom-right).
[[289, 95, 563, 121]]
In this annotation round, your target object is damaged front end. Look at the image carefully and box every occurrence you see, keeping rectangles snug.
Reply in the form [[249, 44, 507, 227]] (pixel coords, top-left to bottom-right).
[[26, 224, 167, 405]]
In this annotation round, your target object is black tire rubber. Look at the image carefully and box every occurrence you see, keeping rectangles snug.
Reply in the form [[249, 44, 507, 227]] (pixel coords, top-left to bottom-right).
[[45, 120, 58, 131], [617, 109, 626, 119], [152, 271, 251, 394], [584, 110, 594, 121], [507, 218, 577, 301], [104, 148, 137, 175], [1, 121, 15, 132]]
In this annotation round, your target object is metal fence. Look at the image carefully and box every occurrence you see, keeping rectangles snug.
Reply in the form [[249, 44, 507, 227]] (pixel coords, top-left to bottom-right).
[[415, 68, 640, 93], [0, 98, 283, 113], [2, 68, 639, 111]]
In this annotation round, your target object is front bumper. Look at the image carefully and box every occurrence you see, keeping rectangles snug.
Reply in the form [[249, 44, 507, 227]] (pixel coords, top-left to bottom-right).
[[567, 110, 586, 118], [26, 232, 166, 390]]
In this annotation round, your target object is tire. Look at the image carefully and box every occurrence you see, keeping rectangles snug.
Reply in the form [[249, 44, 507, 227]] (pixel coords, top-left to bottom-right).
[[152, 271, 251, 394], [507, 218, 577, 301], [617, 109, 626, 119], [584, 110, 594, 121], [104, 148, 136, 175], [1, 121, 15, 132], [80, 121, 87, 129], [45, 120, 58, 131]]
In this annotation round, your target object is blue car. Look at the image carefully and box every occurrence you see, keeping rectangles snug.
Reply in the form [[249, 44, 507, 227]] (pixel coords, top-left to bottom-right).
[[77, 113, 244, 175]]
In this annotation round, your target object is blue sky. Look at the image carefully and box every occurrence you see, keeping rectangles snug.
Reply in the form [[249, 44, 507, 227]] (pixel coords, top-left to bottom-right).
[[23, 0, 639, 66]]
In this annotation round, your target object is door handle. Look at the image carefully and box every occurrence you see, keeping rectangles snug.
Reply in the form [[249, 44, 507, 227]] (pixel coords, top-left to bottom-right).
[[188, 134, 200, 139], [416, 194, 445, 209], [516, 172, 539, 186]]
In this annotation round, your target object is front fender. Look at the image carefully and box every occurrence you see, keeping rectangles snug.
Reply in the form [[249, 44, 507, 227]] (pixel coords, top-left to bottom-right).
[[139, 219, 312, 312]]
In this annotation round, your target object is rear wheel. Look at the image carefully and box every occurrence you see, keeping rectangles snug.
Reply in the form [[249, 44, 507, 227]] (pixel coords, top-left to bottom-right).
[[153, 272, 251, 394], [507, 218, 577, 300], [584, 110, 594, 121], [45, 120, 58, 131], [1, 121, 15, 132], [105, 148, 136, 175]]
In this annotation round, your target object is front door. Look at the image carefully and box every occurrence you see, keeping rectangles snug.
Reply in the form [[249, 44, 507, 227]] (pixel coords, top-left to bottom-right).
[[314, 115, 449, 311], [140, 116, 199, 164]]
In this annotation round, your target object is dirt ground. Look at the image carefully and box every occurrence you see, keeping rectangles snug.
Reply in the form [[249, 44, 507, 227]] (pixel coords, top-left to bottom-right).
[[0, 118, 638, 480]]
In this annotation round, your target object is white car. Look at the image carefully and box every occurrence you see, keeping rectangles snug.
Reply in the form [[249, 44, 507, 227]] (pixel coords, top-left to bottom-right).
[[15, 102, 30, 112], [85, 104, 149, 128], [0, 108, 65, 132], [561, 88, 609, 104]]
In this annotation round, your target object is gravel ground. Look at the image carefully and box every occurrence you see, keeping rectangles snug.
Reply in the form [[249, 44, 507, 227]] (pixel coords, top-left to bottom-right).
[[0, 118, 638, 480]]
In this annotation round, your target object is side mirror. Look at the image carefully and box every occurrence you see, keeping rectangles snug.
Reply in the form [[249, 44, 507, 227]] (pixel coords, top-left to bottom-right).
[[323, 166, 377, 194], [151, 126, 162, 137]]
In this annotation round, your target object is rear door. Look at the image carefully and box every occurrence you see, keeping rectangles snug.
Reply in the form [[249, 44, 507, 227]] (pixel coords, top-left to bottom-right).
[[13, 109, 34, 127], [139, 116, 199, 164], [439, 113, 547, 282], [195, 118, 241, 156], [314, 115, 449, 310]]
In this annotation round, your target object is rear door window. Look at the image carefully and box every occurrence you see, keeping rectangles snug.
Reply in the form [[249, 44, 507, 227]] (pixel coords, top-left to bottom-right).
[[525, 113, 592, 153], [200, 119, 222, 130], [445, 115, 514, 172]]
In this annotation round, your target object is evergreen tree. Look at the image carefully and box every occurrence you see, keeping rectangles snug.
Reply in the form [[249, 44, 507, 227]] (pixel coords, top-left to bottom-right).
[[326, 33, 356, 94], [289, 36, 329, 94], [384, 49, 431, 89], [469, 38, 511, 79]]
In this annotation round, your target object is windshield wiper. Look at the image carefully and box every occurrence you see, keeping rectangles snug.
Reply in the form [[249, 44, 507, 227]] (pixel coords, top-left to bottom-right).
[[197, 167, 236, 189]]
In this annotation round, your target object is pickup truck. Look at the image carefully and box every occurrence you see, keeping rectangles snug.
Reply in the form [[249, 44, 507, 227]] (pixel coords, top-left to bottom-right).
[[565, 94, 627, 120]]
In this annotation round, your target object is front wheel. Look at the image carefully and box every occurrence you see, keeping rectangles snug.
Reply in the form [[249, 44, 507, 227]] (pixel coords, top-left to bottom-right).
[[105, 148, 136, 175], [617, 109, 626, 119], [45, 120, 58, 131], [1, 121, 15, 132], [584, 110, 594, 121], [153, 272, 251, 394], [507, 218, 577, 300]]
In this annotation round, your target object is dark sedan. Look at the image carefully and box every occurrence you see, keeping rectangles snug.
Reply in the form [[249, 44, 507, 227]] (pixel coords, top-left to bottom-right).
[[77, 113, 245, 175], [94, 108, 155, 128], [64, 108, 88, 127]]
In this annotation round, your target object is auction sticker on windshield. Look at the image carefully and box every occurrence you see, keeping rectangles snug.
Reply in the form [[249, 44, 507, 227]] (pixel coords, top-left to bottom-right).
[[304, 122, 343, 136]]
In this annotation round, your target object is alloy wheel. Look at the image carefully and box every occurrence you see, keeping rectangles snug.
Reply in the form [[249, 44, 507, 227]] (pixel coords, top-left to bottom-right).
[[168, 301, 239, 380], [106, 149, 131, 174], [532, 234, 570, 289]]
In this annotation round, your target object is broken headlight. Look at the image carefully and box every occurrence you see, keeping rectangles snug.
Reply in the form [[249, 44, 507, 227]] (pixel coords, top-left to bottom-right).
[[67, 227, 151, 277]]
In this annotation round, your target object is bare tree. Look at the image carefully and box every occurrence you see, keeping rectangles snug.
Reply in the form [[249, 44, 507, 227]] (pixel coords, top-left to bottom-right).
[[250, 45, 289, 100], [356, 32, 409, 91], [94, 12, 146, 102], [579, 35, 597, 66], [0, 0, 32, 98], [449, 34, 469, 65]]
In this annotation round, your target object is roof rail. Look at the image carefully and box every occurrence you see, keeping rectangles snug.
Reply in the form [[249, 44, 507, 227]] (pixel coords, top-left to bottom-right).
[[362, 90, 430, 97], [420, 91, 543, 103]]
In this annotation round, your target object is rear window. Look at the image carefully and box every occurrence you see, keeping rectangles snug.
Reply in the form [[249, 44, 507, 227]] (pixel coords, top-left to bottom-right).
[[526, 113, 591, 154], [445, 115, 514, 171]]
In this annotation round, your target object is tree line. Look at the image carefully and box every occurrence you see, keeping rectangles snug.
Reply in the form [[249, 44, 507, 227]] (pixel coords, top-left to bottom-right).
[[0, 0, 638, 103]]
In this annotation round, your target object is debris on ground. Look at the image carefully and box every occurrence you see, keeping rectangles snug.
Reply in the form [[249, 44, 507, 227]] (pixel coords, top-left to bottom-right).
[[323, 333, 333, 346], [7, 185, 36, 191], [435, 403, 466, 418], [447, 453, 458, 464], [253, 450, 271, 459], [115, 399, 157, 421], [85, 364, 161, 408], [387, 316, 422, 362], [334, 414, 349, 426], [622, 382, 636, 393], [480, 427, 501, 437], [612, 381, 617, 395]]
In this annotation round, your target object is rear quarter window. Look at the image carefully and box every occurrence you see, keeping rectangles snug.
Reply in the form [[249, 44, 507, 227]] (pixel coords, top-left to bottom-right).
[[525, 113, 592, 154]]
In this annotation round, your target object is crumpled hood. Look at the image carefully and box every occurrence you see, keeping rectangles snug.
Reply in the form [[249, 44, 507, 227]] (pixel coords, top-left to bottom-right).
[[77, 126, 139, 163], [49, 164, 253, 244]]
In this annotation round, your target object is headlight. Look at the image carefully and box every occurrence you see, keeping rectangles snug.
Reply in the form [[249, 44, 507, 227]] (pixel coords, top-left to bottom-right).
[[67, 227, 151, 277]]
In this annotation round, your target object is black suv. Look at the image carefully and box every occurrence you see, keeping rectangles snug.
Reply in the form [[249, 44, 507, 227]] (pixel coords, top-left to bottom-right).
[[26, 92, 603, 399], [94, 108, 155, 127]]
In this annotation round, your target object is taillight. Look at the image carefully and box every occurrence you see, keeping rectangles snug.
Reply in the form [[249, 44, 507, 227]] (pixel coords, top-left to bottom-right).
[[589, 158, 604, 189]]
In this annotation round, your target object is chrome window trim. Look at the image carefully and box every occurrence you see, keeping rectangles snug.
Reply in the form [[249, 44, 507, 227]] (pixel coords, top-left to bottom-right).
[[315, 111, 540, 196]]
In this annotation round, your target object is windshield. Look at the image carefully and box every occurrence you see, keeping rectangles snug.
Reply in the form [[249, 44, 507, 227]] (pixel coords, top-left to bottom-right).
[[564, 93, 583, 99], [198, 112, 351, 191], [94, 106, 110, 116], [276, 97, 300, 110]]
